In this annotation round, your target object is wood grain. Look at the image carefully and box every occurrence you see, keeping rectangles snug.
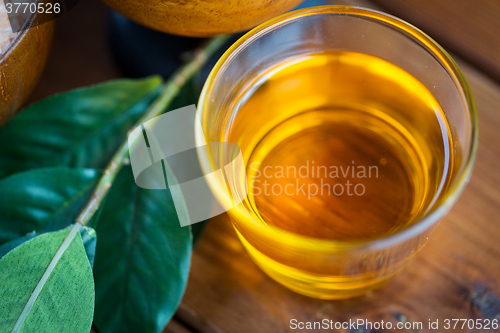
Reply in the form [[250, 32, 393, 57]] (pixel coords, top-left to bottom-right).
[[163, 319, 195, 333], [370, 0, 500, 83]]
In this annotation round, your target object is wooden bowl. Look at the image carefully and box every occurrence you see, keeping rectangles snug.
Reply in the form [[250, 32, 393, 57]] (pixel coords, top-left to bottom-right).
[[0, 8, 55, 127], [99, 0, 304, 37]]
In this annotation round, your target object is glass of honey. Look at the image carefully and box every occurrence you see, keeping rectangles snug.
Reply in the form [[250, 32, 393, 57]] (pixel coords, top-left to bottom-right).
[[196, 6, 478, 299]]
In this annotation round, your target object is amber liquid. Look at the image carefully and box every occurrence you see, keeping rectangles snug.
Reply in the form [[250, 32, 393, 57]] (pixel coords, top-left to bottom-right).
[[223, 52, 452, 242]]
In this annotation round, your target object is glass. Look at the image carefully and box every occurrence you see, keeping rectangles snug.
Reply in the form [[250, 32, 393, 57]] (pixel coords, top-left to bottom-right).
[[196, 6, 478, 299]]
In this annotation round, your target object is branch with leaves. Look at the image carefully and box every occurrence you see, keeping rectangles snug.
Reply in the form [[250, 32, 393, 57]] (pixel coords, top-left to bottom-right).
[[0, 35, 229, 333], [76, 35, 229, 228]]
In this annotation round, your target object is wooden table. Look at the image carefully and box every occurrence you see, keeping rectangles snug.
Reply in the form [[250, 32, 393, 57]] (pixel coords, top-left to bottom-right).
[[29, 0, 500, 332]]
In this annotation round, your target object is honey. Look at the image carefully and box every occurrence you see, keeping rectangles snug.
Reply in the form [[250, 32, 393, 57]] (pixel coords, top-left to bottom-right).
[[223, 51, 452, 242]]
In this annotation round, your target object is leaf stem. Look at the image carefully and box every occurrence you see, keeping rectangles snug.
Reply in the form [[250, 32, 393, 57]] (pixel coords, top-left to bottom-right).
[[75, 35, 230, 226]]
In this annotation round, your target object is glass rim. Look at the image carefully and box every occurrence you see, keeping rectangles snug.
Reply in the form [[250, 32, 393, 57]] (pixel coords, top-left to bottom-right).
[[196, 5, 479, 252]]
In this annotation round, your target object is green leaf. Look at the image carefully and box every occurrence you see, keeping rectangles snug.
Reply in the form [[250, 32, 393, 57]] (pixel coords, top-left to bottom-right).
[[0, 232, 37, 259], [160, 75, 206, 245], [162, 74, 207, 246], [80, 227, 97, 268], [0, 227, 98, 267], [93, 165, 192, 333], [0, 225, 95, 333], [0, 167, 100, 245], [0, 77, 162, 179]]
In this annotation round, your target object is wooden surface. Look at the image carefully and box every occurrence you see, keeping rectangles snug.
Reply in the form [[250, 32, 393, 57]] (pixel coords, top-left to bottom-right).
[[27, 0, 500, 332], [371, 0, 500, 83]]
